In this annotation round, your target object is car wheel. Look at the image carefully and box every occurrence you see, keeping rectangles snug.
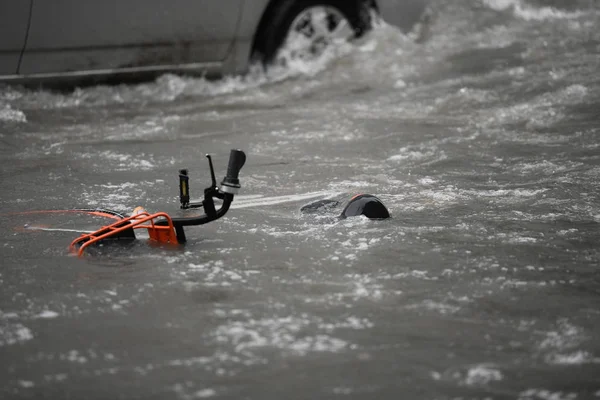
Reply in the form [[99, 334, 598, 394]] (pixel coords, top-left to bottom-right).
[[253, 0, 374, 67]]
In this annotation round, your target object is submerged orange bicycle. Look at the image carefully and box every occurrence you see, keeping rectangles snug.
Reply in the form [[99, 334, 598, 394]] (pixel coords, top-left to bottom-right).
[[68, 149, 246, 257]]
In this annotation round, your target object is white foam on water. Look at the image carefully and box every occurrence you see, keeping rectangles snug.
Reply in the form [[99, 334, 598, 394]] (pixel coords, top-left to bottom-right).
[[547, 350, 600, 365], [0, 104, 27, 123], [519, 388, 578, 400], [339, 236, 383, 253], [103, 120, 167, 142], [534, 319, 597, 367], [35, 310, 59, 319], [381, 269, 438, 281], [80, 190, 133, 212], [79, 180, 159, 213], [538, 320, 584, 351], [438, 363, 504, 388], [99, 182, 145, 191], [63, 350, 88, 364], [319, 317, 374, 332], [18, 380, 35, 388], [489, 233, 539, 245], [0, 322, 33, 346], [418, 177, 437, 185], [186, 260, 248, 287], [463, 364, 503, 386], [213, 315, 349, 356], [194, 389, 216, 398], [481, 84, 589, 129], [173, 383, 218, 400], [433, 87, 497, 114], [514, 160, 575, 175], [483, 0, 585, 21], [95, 151, 156, 171], [327, 180, 373, 190], [350, 280, 383, 300], [461, 188, 547, 201], [333, 273, 385, 301], [406, 300, 461, 315], [388, 149, 435, 162]]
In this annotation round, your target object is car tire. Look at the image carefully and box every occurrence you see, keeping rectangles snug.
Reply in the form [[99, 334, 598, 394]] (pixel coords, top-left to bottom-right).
[[252, 0, 374, 67]]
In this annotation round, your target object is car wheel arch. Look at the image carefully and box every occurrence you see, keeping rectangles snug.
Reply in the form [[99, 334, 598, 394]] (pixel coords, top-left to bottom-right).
[[250, 0, 378, 65]]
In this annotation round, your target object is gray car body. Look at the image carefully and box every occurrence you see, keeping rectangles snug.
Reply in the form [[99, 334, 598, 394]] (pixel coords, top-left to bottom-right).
[[0, 0, 429, 83]]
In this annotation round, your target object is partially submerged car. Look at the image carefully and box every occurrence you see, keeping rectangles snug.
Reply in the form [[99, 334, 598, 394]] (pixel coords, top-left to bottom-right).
[[0, 0, 429, 85]]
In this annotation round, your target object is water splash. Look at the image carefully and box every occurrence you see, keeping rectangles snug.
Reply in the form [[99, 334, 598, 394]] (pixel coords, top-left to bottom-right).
[[483, 0, 586, 20], [0, 104, 26, 123]]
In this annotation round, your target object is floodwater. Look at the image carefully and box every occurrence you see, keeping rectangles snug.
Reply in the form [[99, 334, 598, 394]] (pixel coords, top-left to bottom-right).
[[1, 0, 600, 399]]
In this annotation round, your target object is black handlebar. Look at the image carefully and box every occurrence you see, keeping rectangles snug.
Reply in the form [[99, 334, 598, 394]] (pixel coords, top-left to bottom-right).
[[167, 149, 246, 243], [220, 149, 246, 194]]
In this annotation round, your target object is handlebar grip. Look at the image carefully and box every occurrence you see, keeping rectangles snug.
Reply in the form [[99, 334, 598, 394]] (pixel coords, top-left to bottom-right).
[[220, 149, 246, 194], [227, 149, 246, 181]]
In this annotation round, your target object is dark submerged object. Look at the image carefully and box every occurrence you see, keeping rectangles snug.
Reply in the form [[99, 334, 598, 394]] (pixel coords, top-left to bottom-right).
[[300, 194, 390, 220], [341, 194, 390, 219]]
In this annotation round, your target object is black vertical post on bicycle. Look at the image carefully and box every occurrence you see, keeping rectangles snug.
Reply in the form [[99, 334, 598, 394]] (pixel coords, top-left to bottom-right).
[[179, 169, 189, 209], [202, 155, 219, 219]]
